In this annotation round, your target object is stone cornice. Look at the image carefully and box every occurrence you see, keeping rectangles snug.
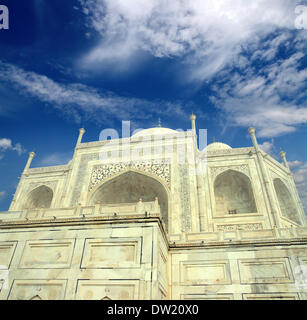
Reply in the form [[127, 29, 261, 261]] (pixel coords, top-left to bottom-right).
[[26, 165, 71, 174], [206, 147, 254, 157], [169, 237, 307, 250], [77, 132, 194, 150], [1, 211, 306, 251]]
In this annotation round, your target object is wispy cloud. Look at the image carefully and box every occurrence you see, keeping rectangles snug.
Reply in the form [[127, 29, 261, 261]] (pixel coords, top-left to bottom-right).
[[210, 50, 307, 138], [288, 160, 303, 169], [77, 0, 306, 138], [0, 61, 188, 125], [39, 152, 73, 166], [78, 0, 301, 80], [259, 140, 275, 154], [0, 138, 25, 158]]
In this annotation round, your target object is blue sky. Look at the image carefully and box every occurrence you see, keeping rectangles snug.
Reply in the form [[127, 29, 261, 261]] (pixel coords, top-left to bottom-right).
[[0, 0, 306, 212]]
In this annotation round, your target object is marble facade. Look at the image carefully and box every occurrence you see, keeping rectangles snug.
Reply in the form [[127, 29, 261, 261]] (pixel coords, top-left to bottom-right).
[[0, 117, 306, 300]]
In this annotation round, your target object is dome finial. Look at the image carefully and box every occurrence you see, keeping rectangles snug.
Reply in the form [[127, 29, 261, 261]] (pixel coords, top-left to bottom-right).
[[158, 118, 162, 128], [213, 136, 216, 143]]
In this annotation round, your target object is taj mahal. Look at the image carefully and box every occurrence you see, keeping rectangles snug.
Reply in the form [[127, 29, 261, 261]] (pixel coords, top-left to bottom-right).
[[0, 114, 306, 300]]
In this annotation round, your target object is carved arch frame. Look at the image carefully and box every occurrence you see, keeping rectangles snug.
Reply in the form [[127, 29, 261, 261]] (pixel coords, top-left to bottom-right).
[[272, 177, 302, 226], [211, 168, 259, 217], [87, 167, 172, 228], [20, 184, 55, 210]]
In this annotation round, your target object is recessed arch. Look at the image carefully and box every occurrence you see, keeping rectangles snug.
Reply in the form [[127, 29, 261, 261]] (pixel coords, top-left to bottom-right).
[[22, 185, 53, 210], [88, 169, 170, 230], [273, 178, 301, 225], [214, 169, 257, 215]]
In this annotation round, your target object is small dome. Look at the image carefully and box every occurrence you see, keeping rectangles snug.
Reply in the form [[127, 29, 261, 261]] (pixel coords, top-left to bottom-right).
[[132, 127, 179, 138], [205, 142, 232, 151]]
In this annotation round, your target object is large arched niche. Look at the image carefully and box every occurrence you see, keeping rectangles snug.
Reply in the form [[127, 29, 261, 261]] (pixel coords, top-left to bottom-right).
[[89, 170, 169, 229], [214, 169, 257, 216], [22, 185, 53, 210], [273, 178, 301, 225]]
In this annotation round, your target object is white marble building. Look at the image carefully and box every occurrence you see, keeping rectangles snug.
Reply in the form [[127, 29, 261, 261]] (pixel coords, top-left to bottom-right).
[[0, 115, 306, 300]]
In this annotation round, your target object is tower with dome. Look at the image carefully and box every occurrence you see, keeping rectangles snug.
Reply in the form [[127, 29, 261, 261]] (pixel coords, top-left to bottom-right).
[[0, 115, 306, 300]]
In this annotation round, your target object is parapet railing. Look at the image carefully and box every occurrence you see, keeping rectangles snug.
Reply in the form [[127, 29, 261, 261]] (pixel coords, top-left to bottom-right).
[[0, 204, 306, 245], [0, 200, 161, 222]]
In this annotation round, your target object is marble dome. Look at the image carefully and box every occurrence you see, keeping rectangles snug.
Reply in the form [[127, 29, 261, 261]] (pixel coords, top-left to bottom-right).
[[205, 142, 232, 151], [132, 127, 179, 138]]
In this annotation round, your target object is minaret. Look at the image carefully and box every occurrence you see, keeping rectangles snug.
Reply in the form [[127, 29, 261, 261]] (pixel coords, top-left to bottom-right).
[[10, 151, 36, 210], [190, 112, 197, 150], [76, 128, 86, 147], [23, 152, 35, 173], [279, 150, 290, 170], [248, 127, 280, 228], [190, 112, 196, 134]]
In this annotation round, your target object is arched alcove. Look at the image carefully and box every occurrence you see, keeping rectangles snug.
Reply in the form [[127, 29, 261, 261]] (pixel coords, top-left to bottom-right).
[[273, 178, 301, 225], [89, 171, 169, 229], [214, 170, 257, 215], [22, 185, 53, 209]]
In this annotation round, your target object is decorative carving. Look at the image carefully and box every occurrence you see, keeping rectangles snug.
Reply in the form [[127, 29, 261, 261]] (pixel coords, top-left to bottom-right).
[[27, 164, 70, 173], [89, 160, 170, 191], [214, 169, 257, 215], [269, 170, 291, 189], [179, 164, 191, 232], [26, 181, 57, 192], [207, 147, 254, 156], [24, 181, 58, 204], [71, 153, 99, 206], [273, 178, 301, 225], [216, 223, 263, 231], [210, 164, 251, 181]]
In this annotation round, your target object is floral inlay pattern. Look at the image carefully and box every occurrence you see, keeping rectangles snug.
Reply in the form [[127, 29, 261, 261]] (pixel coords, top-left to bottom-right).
[[89, 160, 170, 191]]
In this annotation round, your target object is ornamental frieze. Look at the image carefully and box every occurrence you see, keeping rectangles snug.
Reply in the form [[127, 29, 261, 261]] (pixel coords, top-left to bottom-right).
[[217, 223, 263, 231], [210, 164, 250, 181], [89, 160, 170, 191], [25, 181, 58, 194], [206, 147, 253, 156]]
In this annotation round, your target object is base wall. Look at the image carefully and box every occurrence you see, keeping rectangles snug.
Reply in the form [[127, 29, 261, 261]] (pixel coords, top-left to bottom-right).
[[0, 219, 306, 300]]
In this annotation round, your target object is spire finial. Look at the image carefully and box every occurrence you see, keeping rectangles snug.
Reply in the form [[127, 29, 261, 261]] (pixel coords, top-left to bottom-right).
[[213, 137, 216, 143], [158, 118, 162, 128]]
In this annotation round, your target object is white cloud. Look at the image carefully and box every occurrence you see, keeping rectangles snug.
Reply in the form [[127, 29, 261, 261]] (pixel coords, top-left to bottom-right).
[[210, 51, 307, 138], [39, 152, 73, 166], [77, 0, 306, 139], [0, 191, 5, 200], [0, 61, 187, 124], [78, 0, 300, 79], [259, 140, 274, 154], [0, 138, 25, 157], [288, 160, 303, 169]]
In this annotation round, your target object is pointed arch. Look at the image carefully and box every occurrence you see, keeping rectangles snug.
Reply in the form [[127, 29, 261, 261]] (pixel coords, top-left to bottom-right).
[[214, 169, 257, 215], [273, 178, 301, 225], [29, 295, 42, 300], [22, 185, 53, 209], [88, 169, 170, 230], [101, 296, 112, 300]]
